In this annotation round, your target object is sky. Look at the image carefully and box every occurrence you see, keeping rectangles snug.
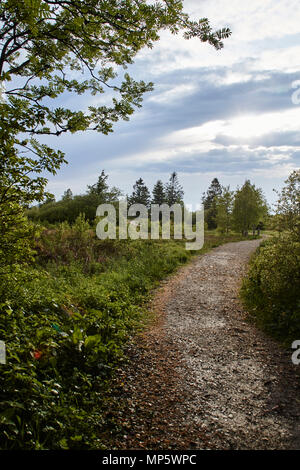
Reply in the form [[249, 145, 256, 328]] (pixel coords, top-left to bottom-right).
[[45, 0, 300, 209]]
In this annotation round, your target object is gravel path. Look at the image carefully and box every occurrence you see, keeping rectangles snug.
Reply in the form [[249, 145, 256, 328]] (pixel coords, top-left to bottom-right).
[[109, 239, 300, 450]]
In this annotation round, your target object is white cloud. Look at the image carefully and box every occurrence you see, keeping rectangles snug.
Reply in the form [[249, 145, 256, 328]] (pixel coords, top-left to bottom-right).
[[107, 106, 300, 182], [185, 0, 300, 41], [46, 1, 300, 206], [136, 1, 300, 77], [148, 83, 197, 103], [249, 46, 300, 73], [164, 108, 300, 144]]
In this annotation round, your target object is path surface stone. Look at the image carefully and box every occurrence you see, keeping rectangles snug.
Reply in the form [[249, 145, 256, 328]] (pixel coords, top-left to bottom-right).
[[109, 239, 300, 450]]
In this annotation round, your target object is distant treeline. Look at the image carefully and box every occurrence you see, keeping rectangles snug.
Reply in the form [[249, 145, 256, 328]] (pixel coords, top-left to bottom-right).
[[28, 170, 269, 235], [27, 171, 184, 224]]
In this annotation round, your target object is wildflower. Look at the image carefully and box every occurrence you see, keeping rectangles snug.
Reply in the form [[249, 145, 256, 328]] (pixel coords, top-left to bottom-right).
[[33, 350, 42, 360]]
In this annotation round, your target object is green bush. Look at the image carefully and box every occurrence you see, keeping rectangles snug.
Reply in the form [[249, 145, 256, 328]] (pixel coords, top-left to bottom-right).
[[27, 193, 118, 225], [0, 268, 134, 449], [0, 225, 247, 449], [241, 235, 300, 343], [0, 234, 195, 449]]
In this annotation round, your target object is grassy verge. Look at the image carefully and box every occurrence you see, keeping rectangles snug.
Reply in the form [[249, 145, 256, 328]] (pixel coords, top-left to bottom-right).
[[0, 227, 251, 449]]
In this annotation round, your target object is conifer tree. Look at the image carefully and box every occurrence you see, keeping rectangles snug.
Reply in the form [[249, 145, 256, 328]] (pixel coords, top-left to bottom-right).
[[128, 178, 151, 207], [62, 189, 73, 201], [202, 178, 222, 229], [165, 172, 184, 206], [202, 178, 222, 209], [152, 180, 166, 205]]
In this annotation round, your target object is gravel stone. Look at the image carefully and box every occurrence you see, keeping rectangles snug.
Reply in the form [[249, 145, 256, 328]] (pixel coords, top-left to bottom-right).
[[109, 239, 300, 450]]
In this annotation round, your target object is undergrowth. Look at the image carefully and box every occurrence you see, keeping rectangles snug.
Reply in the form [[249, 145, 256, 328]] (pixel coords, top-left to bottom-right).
[[241, 234, 300, 345], [0, 219, 248, 449]]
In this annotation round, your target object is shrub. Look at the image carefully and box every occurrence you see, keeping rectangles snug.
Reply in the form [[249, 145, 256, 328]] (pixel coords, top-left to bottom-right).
[[241, 235, 300, 343]]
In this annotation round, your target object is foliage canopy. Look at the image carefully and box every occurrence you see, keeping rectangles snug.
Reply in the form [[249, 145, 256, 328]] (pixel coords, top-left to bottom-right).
[[232, 180, 268, 235]]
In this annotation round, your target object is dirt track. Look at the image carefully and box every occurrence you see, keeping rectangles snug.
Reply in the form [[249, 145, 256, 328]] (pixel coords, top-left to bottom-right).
[[109, 239, 300, 450]]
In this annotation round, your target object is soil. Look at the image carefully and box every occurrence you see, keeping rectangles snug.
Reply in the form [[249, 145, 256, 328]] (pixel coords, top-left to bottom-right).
[[107, 239, 300, 450]]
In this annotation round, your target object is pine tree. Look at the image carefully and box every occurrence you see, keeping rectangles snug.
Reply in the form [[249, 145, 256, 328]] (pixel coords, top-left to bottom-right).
[[202, 178, 222, 229], [87, 170, 109, 197], [152, 180, 166, 205], [128, 178, 151, 207], [165, 172, 184, 206], [202, 178, 222, 209], [87, 170, 122, 203], [62, 188, 73, 201]]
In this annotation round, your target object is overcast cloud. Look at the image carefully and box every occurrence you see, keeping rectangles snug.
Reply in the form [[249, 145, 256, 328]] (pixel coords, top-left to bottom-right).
[[46, 0, 300, 207]]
